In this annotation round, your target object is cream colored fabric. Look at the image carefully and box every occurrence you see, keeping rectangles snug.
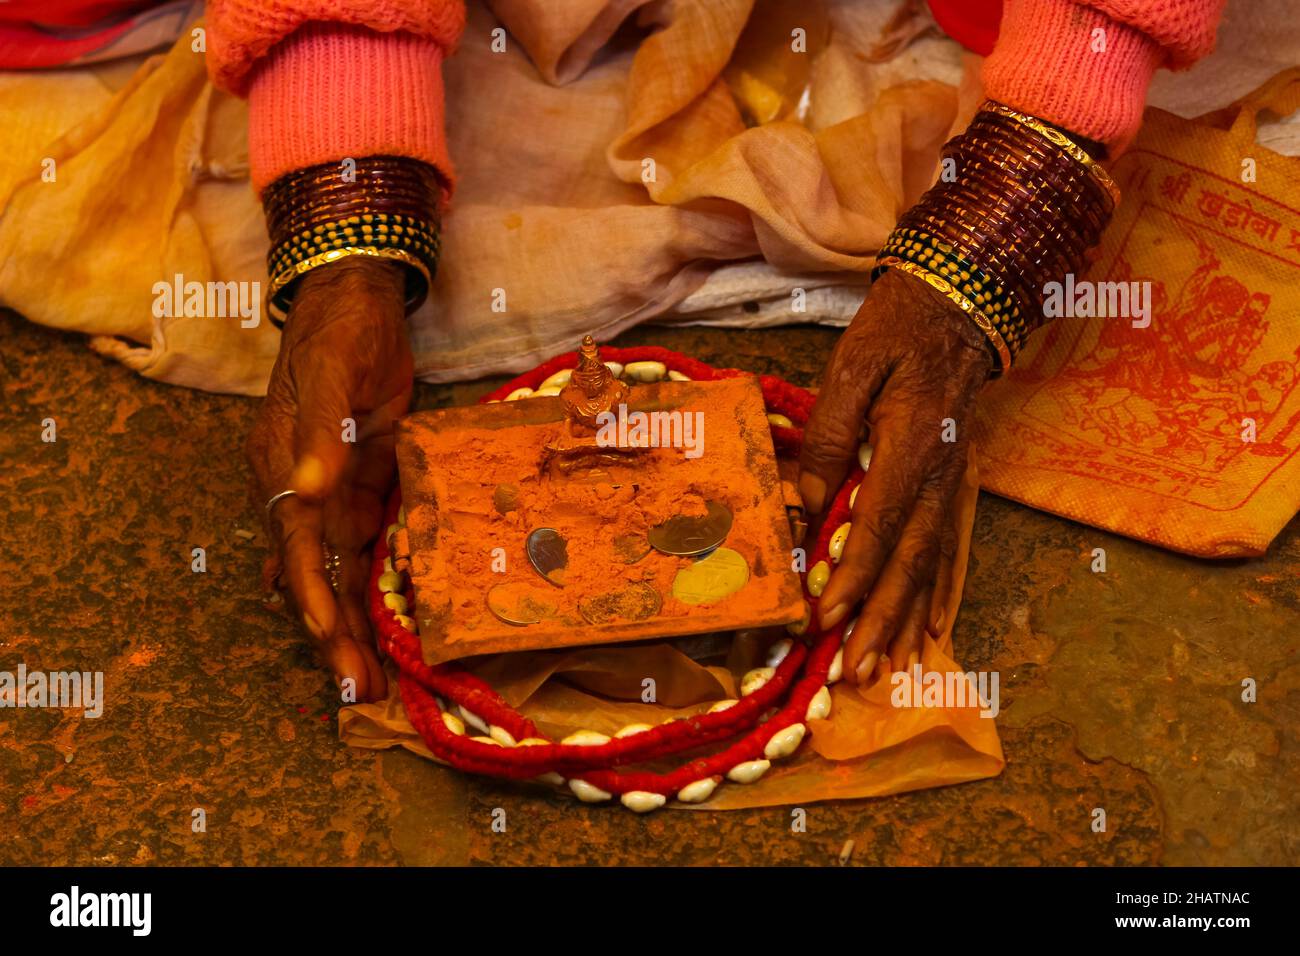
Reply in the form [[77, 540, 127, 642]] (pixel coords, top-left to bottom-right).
[[0, 0, 959, 394]]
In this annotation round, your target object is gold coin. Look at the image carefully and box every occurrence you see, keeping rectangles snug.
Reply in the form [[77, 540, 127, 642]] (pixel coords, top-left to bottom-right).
[[486, 582, 559, 626], [647, 500, 734, 556], [670, 547, 750, 606], [578, 582, 662, 625]]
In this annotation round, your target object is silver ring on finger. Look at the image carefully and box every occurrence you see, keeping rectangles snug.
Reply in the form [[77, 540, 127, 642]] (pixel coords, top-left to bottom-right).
[[266, 488, 298, 517]]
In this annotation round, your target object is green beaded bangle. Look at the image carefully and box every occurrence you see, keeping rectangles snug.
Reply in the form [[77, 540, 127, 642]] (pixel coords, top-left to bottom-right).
[[875, 227, 1027, 362]]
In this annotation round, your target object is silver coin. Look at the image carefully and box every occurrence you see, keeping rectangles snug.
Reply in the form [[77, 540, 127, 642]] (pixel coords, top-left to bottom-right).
[[578, 582, 663, 625], [486, 582, 558, 626], [526, 527, 568, 586], [612, 533, 651, 565], [647, 500, 734, 556]]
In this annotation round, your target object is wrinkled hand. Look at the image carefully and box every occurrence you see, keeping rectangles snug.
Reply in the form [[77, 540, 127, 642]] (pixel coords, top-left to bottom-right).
[[249, 257, 413, 703], [798, 268, 992, 684]]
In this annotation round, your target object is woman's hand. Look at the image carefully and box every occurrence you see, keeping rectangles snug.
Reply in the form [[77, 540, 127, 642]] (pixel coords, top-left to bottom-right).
[[248, 257, 413, 703], [798, 268, 992, 684]]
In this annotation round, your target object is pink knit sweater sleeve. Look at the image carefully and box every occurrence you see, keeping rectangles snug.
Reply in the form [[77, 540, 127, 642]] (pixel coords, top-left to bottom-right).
[[982, 0, 1226, 155], [206, 0, 465, 195]]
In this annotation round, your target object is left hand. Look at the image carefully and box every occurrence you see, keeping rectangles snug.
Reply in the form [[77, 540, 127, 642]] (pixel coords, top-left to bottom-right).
[[797, 269, 992, 683]]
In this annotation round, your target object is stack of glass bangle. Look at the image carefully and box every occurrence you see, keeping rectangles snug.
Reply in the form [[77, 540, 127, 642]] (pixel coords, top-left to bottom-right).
[[873, 100, 1119, 375], [262, 155, 443, 325]]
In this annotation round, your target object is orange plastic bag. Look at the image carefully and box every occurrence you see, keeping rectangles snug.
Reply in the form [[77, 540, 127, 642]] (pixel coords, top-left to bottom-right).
[[974, 71, 1300, 558]]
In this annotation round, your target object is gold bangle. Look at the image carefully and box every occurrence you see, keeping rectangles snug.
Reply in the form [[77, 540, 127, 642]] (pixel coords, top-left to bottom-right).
[[978, 100, 1120, 209], [266, 246, 433, 325], [873, 256, 1013, 375]]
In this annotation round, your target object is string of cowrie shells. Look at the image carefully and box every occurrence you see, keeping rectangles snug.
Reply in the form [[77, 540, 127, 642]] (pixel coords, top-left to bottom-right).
[[367, 346, 873, 812]]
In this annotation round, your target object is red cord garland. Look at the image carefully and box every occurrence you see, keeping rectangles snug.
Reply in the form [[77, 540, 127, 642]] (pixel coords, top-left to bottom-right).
[[367, 347, 861, 803]]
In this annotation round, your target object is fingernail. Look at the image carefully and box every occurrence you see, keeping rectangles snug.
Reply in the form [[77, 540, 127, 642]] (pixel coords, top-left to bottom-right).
[[929, 608, 946, 635], [799, 473, 827, 515], [292, 454, 327, 497], [819, 577, 845, 616], [821, 601, 849, 631], [856, 651, 879, 684]]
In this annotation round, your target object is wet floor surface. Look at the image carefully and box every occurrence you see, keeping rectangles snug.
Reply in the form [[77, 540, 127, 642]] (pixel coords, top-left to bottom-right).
[[1, 310, 1296, 866]]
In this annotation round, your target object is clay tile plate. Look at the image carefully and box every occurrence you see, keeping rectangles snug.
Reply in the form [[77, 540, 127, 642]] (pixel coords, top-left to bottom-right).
[[394, 375, 806, 665]]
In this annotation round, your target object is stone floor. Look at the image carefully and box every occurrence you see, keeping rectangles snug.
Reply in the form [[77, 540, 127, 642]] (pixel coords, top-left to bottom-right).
[[2, 309, 1296, 866]]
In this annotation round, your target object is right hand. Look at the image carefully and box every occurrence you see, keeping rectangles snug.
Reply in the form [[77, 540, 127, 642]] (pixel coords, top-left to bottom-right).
[[798, 268, 991, 684], [248, 257, 413, 702]]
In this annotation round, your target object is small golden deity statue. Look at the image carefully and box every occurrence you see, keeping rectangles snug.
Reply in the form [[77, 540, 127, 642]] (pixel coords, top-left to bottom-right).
[[560, 335, 629, 431], [544, 336, 636, 476]]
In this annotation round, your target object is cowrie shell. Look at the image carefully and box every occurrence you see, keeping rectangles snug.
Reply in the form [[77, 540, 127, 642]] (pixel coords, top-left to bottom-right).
[[624, 360, 667, 382], [667, 369, 691, 382], [766, 413, 794, 429], [458, 706, 489, 735], [562, 730, 611, 747], [533, 386, 562, 397], [517, 737, 549, 747], [383, 592, 408, 614], [621, 791, 666, 813], [506, 387, 534, 401], [603, 361, 624, 378], [676, 777, 718, 803], [378, 570, 404, 594], [726, 759, 771, 783], [807, 561, 830, 597], [540, 369, 573, 390], [708, 698, 739, 713], [489, 725, 517, 747], [535, 772, 565, 786], [470, 736, 500, 746], [569, 779, 612, 802], [441, 712, 465, 736], [614, 724, 653, 738], [764, 723, 806, 760], [741, 667, 775, 697], [805, 685, 832, 721], [827, 648, 844, 683], [858, 443, 874, 472], [829, 523, 851, 563], [393, 614, 416, 632], [766, 638, 793, 669]]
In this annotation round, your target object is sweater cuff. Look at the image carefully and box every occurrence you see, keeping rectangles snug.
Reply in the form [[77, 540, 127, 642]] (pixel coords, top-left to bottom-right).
[[982, 0, 1163, 156], [246, 23, 453, 199]]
